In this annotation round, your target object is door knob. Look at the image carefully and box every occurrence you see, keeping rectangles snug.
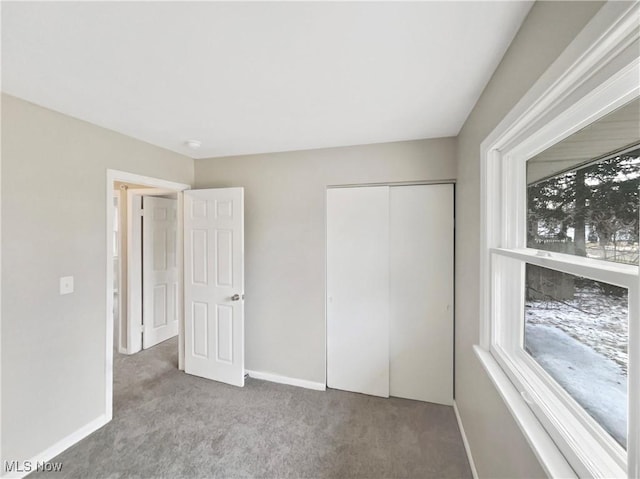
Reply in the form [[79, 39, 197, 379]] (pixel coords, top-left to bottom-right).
[[231, 294, 241, 301]]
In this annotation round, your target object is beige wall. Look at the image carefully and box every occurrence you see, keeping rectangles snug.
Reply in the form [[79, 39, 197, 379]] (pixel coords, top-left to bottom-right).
[[454, 2, 605, 477], [1, 94, 193, 464], [194, 138, 456, 383]]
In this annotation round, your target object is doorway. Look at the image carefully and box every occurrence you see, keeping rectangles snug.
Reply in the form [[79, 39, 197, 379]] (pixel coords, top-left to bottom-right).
[[106, 171, 247, 420], [106, 170, 190, 420]]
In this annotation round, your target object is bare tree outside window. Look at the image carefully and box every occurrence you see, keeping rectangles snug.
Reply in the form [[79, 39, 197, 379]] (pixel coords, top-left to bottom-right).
[[527, 147, 640, 265]]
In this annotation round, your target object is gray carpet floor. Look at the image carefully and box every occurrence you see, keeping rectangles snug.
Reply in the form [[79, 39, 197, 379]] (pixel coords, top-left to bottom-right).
[[35, 337, 472, 478]]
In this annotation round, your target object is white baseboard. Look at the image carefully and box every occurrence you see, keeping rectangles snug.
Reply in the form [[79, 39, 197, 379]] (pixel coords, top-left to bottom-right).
[[246, 369, 326, 391], [453, 400, 479, 479], [1, 414, 109, 479]]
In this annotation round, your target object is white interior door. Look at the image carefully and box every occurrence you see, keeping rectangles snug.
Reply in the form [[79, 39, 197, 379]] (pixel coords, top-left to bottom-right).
[[389, 184, 454, 405], [183, 188, 245, 387], [142, 196, 179, 349], [326, 186, 390, 398]]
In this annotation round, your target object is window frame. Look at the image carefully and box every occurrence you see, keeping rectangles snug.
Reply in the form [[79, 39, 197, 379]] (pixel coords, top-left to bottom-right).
[[479, 3, 640, 478]]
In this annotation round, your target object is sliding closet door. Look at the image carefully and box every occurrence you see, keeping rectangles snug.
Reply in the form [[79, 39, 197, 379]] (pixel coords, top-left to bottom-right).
[[389, 184, 454, 405], [326, 186, 390, 398]]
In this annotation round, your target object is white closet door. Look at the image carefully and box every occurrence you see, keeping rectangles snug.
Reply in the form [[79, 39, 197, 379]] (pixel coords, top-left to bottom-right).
[[326, 186, 390, 398], [389, 184, 454, 405]]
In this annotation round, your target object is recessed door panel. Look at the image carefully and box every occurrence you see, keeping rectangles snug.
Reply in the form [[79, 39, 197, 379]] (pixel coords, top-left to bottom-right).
[[191, 230, 208, 285], [216, 200, 233, 219], [216, 305, 233, 364], [216, 230, 233, 287], [153, 229, 167, 271], [153, 284, 167, 327], [192, 199, 207, 219], [192, 302, 208, 358]]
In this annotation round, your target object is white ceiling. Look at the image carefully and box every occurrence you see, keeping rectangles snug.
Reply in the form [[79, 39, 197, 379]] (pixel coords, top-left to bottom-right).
[[2, 1, 532, 159]]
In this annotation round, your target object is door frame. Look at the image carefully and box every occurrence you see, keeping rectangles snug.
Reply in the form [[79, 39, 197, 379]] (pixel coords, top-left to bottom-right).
[[125, 188, 180, 355], [113, 189, 123, 354], [106, 169, 190, 421]]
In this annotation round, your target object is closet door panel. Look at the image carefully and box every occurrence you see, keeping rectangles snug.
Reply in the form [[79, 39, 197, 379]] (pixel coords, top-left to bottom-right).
[[326, 186, 390, 398], [389, 184, 454, 405]]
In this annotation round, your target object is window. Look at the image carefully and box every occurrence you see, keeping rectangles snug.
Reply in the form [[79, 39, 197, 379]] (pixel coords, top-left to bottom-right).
[[491, 102, 639, 478], [480, 4, 640, 477]]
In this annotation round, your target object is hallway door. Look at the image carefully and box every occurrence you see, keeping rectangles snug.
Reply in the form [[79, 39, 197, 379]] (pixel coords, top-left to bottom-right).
[[142, 196, 179, 348]]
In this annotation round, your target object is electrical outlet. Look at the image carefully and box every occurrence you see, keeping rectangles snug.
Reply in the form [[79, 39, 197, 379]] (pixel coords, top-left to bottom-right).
[[60, 276, 74, 295]]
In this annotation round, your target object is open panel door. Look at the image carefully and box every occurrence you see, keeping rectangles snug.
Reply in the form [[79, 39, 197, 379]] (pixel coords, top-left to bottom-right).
[[183, 188, 245, 387], [142, 196, 179, 349]]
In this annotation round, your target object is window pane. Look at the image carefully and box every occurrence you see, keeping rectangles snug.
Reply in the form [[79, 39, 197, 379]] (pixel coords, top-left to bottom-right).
[[524, 264, 628, 448], [526, 98, 640, 265]]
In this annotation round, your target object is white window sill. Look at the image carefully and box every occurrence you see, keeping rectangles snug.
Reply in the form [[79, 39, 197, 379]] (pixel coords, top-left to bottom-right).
[[473, 345, 578, 479]]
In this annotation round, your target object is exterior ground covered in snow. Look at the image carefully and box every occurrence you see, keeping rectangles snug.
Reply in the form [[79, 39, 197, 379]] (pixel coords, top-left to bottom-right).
[[524, 286, 628, 448]]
